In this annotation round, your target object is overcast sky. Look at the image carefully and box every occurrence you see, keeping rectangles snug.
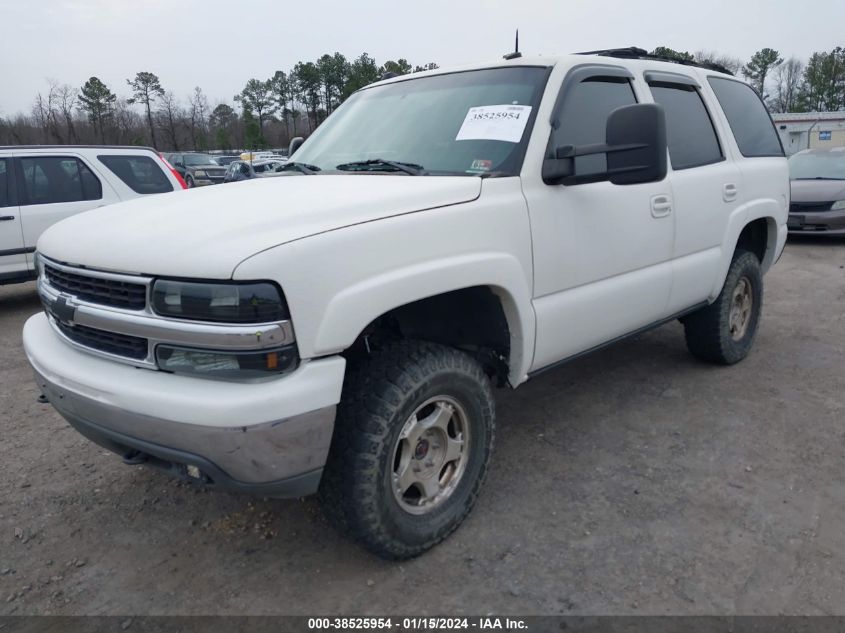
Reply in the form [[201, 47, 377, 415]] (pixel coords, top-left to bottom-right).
[[1, 0, 842, 116]]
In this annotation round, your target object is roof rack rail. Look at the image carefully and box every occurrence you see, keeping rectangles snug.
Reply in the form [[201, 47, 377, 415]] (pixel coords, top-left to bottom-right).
[[576, 46, 734, 76]]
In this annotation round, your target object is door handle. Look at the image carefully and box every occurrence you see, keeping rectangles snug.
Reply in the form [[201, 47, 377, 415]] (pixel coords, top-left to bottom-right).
[[651, 195, 672, 218], [723, 183, 739, 202], [0, 215, 15, 221]]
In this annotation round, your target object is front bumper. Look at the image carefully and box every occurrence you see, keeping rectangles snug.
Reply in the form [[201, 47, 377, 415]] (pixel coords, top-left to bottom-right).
[[788, 208, 845, 235], [24, 313, 345, 497]]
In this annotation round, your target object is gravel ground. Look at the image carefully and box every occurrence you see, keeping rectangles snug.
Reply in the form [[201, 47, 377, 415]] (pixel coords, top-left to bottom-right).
[[0, 238, 843, 616]]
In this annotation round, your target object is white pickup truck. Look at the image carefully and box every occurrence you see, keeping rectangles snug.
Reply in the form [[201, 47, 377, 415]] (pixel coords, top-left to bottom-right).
[[23, 49, 789, 559]]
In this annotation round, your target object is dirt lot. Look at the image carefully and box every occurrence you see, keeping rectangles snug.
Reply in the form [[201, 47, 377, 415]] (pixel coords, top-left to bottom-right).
[[1, 238, 843, 617]]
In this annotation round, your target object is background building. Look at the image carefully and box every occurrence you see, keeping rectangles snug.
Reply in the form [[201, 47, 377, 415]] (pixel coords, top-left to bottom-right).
[[771, 112, 845, 156]]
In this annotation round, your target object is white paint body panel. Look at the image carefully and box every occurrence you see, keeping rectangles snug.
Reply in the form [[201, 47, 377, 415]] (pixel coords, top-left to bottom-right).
[[39, 175, 481, 278], [234, 177, 535, 383]]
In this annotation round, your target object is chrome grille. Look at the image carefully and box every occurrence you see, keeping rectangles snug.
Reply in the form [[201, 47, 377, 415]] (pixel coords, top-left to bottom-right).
[[44, 263, 147, 310]]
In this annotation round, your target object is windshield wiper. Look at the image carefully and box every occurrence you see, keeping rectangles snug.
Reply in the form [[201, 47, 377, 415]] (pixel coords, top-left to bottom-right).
[[336, 159, 425, 175], [277, 161, 320, 175]]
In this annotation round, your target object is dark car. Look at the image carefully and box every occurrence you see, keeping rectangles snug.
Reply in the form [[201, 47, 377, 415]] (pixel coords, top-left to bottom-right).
[[165, 153, 227, 187], [223, 160, 254, 183], [788, 148, 845, 235]]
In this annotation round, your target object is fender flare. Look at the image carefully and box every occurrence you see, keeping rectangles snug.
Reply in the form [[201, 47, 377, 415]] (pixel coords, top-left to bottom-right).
[[711, 198, 782, 299], [312, 252, 536, 386]]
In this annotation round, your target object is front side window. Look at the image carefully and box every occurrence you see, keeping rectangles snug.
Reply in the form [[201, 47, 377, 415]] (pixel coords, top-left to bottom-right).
[[20, 156, 102, 205], [293, 66, 550, 176], [708, 77, 783, 158], [550, 77, 638, 177], [648, 83, 723, 170], [98, 155, 174, 194]]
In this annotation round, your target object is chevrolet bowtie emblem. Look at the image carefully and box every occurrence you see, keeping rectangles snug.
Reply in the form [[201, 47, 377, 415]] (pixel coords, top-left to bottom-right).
[[51, 295, 77, 324]]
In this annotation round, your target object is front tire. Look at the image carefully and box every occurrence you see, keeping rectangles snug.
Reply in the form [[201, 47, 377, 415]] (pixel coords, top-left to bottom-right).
[[185, 175, 194, 188], [319, 340, 495, 559], [683, 249, 763, 365]]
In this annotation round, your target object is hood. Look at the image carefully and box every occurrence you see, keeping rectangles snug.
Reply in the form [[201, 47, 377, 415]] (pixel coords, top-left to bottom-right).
[[37, 175, 481, 278], [790, 179, 845, 203]]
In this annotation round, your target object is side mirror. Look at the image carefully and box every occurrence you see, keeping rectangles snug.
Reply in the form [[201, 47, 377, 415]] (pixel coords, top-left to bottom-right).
[[542, 103, 667, 186], [288, 137, 304, 156], [606, 103, 667, 185], [174, 162, 185, 169]]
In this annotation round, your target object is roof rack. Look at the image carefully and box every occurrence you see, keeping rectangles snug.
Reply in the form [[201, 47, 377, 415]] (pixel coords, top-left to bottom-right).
[[576, 46, 734, 76]]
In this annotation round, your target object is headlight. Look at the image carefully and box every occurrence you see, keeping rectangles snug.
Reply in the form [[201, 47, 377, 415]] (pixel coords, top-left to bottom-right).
[[194, 170, 208, 178], [151, 280, 288, 323], [831, 200, 845, 211], [156, 344, 297, 379]]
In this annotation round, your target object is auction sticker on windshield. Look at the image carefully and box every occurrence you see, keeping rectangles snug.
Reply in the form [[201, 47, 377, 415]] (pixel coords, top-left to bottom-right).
[[455, 104, 532, 143]]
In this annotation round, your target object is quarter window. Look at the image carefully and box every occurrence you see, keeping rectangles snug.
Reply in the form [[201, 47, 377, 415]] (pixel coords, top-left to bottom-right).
[[648, 83, 723, 170], [98, 155, 174, 194], [708, 77, 784, 157], [551, 77, 638, 176], [0, 159, 10, 207], [20, 156, 102, 205]]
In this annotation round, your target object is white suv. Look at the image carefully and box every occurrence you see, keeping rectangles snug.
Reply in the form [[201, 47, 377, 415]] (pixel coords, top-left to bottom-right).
[[0, 146, 184, 285], [23, 50, 789, 559]]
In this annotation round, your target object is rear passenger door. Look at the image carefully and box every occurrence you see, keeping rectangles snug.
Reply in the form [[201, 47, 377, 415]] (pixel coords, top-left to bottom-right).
[[644, 72, 744, 313], [15, 154, 119, 253], [0, 157, 27, 278]]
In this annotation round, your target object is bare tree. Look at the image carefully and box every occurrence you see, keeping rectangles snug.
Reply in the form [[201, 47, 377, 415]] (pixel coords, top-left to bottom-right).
[[771, 57, 805, 113], [694, 51, 743, 75], [157, 91, 183, 151], [32, 92, 62, 143], [113, 98, 142, 145], [56, 83, 79, 143], [189, 87, 209, 150]]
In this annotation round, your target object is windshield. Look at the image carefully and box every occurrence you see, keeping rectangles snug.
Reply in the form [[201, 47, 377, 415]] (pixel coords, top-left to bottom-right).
[[293, 66, 549, 176], [183, 154, 218, 166], [789, 152, 845, 180]]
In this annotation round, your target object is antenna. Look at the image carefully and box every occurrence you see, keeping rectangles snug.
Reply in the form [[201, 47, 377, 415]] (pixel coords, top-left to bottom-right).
[[503, 29, 522, 60]]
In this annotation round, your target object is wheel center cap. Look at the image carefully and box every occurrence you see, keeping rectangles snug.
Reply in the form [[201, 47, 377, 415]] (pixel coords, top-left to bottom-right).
[[414, 439, 430, 460]]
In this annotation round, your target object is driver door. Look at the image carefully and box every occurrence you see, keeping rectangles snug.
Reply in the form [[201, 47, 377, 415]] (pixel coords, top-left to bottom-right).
[[522, 66, 675, 370]]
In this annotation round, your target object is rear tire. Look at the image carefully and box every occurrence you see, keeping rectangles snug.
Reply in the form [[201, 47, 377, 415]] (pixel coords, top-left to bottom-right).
[[683, 249, 763, 365], [319, 340, 495, 559]]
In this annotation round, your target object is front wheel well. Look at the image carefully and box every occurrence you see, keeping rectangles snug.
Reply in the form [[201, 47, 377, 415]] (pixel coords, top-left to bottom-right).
[[345, 287, 511, 385]]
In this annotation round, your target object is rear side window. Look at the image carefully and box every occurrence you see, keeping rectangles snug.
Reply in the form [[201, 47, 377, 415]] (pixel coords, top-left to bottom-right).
[[19, 156, 102, 205], [98, 155, 174, 194], [552, 77, 638, 176], [708, 77, 784, 157], [0, 159, 9, 207], [648, 83, 723, 170]]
